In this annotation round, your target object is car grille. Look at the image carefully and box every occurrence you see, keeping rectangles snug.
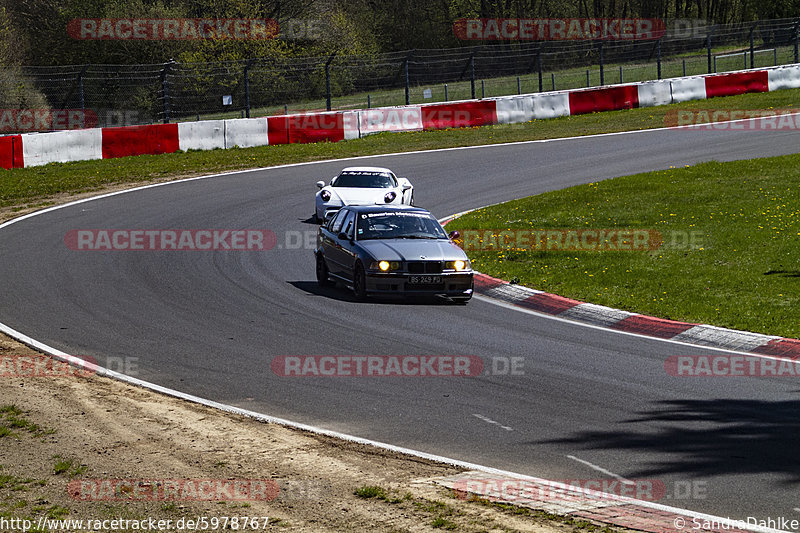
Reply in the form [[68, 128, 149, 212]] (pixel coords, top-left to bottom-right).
[[406, 261, 443, 274]]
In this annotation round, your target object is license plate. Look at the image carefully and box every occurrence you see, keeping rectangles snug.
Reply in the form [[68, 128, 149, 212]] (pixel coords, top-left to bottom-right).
[[409, 275, 442, 284]]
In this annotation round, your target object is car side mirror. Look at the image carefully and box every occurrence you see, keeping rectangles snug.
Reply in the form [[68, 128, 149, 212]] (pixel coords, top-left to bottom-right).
[[402, 183, 412, 190], [448, 230, 460, 240], [337, 232, 349, 241], [316, 180, 325, 189]]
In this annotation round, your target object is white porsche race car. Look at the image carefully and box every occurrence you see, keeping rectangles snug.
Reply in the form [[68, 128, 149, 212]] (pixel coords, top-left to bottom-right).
[[314, 166, 413, 223]]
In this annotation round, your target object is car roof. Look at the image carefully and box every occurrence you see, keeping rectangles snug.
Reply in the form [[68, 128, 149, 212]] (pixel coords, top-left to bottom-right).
[[339, 166, 395, 174], [344, 205, 430, 215]]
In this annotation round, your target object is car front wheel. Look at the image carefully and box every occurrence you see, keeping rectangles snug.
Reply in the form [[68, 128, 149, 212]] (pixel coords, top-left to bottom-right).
[[316, 254, 332, 287], [352, 262, 367, 300]]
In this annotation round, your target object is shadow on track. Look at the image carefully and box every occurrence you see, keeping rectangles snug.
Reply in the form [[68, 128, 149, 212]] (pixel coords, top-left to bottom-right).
[[288, 281, 460, 306], [535, 398, 800, 483]]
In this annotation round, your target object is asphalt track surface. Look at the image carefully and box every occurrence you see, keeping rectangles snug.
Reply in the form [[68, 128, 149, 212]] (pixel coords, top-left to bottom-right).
[[2, 126, 800, 522]]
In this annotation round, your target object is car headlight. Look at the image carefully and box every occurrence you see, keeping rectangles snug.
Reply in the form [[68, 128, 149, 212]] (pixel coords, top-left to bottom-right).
[[370, 260, 401, 271], [320, 190, 331, 202], [445, 259, 470, 271], [384, 191, 396, 203]]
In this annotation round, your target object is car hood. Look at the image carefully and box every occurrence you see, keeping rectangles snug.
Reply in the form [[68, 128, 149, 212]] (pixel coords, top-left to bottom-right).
[[330, 187, 392, 205], [357, 239, 467, 262]]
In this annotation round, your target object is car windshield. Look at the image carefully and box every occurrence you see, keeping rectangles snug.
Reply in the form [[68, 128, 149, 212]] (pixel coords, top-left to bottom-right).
[[332, 171, 396, 188], [356, 212, 448, 241]]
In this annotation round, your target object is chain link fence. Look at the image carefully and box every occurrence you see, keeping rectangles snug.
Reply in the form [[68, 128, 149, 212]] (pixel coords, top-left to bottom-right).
[[1, 18, 798, 132]]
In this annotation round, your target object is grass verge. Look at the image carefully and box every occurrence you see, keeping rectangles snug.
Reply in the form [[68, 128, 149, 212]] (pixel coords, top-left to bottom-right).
[[3, 87, 800, 210], [446, 154, 800, 338]]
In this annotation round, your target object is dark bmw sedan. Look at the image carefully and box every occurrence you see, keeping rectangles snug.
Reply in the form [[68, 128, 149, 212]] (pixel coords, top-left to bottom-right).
[[315, 205, 473, 302]]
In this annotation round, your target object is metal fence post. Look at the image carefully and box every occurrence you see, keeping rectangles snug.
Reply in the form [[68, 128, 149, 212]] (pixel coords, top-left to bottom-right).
[[537, 48, 543, 92], [657, 39, 662, 79], [325, 53, 336, 111], [161, 60, 173, 124], [78, 65, 87, 111], [598, 41, 604, 86], [795, 21, 799, 63], [749, 24, 756, 69], [469, 53, 475, 99], [404, 53, 411, 105], [707, 30, 713, 74], [244, 59, 254, 118]]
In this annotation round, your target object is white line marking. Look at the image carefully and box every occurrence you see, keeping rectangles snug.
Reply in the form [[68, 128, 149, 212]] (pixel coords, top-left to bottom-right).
[[472, 413, 513, 431], [567, 455, 635, 484], [472, 292, 783, 358]]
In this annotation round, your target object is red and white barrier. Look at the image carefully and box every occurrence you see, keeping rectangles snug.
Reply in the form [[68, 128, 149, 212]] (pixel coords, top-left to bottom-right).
[[531, 92, 571, 119], [22, 129, 102, 167], [670, 76, 707, 103], [569, 85, 639, 115], [704, 70, 768, 98], [223, 118, 268, 148], [342, 111, 360, 141], [421, 101, 497, 130], [0, 134, 21, 169], [2, 63, 798, 169], [286, 112, 344, 144], [178, 120, 225, 151], [767, 64, 800, 91], [102, 124, 179, 159], [637, 80, 672, 107], [495, 93, 571, 123], [495, 96, 535, 124], [355, 107, 423, 136]]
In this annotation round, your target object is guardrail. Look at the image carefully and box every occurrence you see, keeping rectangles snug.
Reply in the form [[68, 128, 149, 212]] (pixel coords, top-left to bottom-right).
[[3, 64, 800, 170]]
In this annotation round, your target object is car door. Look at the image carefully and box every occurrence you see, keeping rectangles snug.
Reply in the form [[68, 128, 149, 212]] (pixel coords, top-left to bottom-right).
[[334, 210, 359, 280], [319, 209, 348, 277], [326, 209, 356, 278]]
